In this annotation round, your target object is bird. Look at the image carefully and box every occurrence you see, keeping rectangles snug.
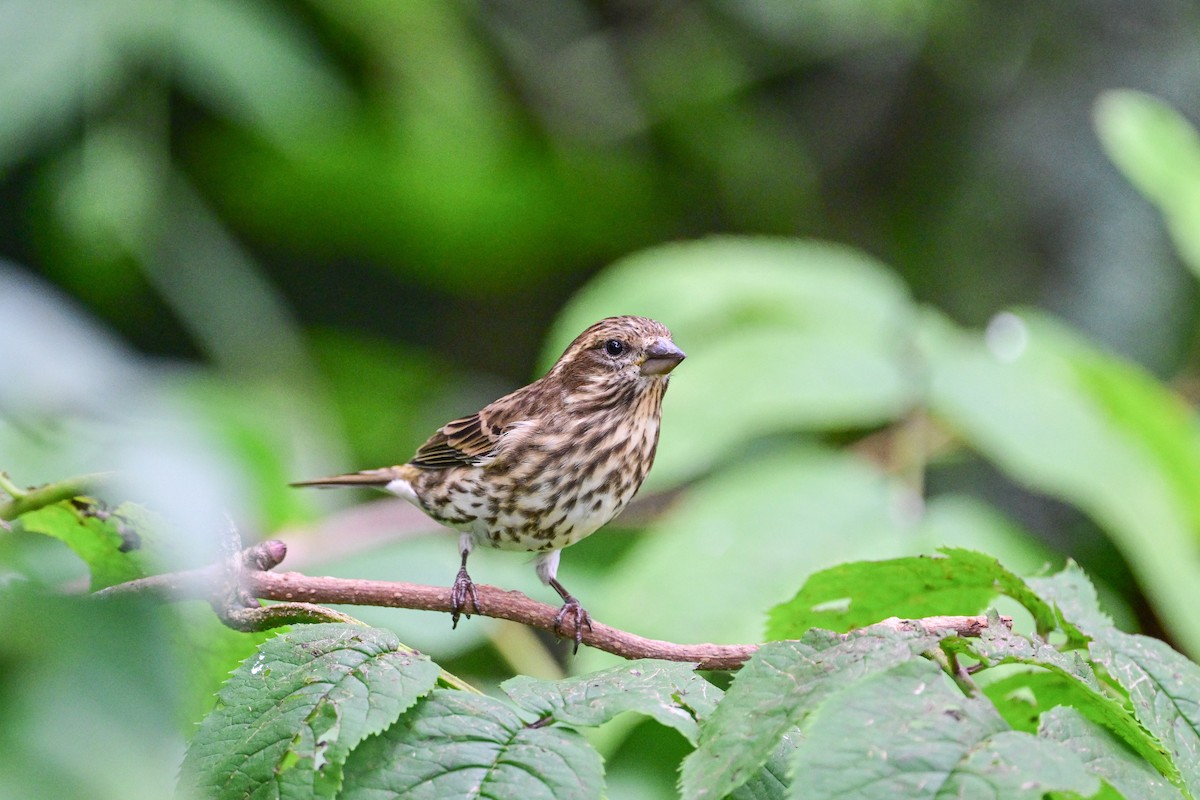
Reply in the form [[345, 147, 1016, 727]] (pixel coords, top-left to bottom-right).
[[291, 315, 685, 650]]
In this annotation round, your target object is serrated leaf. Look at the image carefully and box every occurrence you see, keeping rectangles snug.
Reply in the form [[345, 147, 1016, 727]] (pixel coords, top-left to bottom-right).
[[1028, 561, 1114, 637], [1033, 566, 1193, 793], [1089, 632, 1200, 799], [1041, 706, 1185, 800], [679, 627, 936, 800], [766, 547, 1059, 640], [14, 499, 145, 589], [1095, 90, 1200, 277], [731, 734, 797, 800], [179, 624, 440, 800], [503, 659, 718, 744], [340, 689, 603, 800], [949, 626, 1175, 781], [949, 625, 1100, 690], [545, 237, 917, 487], [789, 659, 1099, 799]]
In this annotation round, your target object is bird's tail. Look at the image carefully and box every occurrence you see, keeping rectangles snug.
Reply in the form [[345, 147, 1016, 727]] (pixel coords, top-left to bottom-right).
[[289, 467, 408, 489]]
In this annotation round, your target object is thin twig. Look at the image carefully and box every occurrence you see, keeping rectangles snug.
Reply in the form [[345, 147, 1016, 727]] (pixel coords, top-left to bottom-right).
[[96, 540, 1013, 670], [0, 472, 113, 521]]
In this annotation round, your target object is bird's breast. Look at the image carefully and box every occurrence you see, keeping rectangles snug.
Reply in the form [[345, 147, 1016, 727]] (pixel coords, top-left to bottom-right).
[[408, 386, 665, 553]]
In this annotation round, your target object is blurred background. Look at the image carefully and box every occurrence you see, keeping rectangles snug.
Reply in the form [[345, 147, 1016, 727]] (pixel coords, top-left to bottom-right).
[[3, 1, 1200, 797]]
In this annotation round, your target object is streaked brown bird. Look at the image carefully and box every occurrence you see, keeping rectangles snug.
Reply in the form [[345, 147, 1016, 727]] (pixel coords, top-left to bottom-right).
[[292, 316, 685, 649]]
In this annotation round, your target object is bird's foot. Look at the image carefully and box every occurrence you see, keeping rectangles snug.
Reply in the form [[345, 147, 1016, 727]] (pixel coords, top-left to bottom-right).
[[450, 567, 479, 629], [552, 597, 593, 654]]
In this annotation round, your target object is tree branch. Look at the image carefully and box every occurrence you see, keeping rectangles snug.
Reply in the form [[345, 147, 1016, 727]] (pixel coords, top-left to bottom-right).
[[0, 472, 112, 521], [96, 540, 1013, 671]]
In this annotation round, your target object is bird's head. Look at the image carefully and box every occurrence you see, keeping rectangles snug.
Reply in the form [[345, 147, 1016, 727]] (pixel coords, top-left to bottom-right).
[[552, 316, 685, 396]]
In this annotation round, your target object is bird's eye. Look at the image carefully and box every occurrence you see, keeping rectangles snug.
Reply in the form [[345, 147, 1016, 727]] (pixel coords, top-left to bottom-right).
[[603, 339, 626, 357]]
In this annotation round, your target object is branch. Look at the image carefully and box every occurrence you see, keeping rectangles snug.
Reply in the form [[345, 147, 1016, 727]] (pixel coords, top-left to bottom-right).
[[0, 472, 112, 521], [97, 540, 1013, 671]]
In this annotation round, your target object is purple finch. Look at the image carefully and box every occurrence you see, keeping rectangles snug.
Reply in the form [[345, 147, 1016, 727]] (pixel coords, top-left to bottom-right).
[[293, 316, 685, 649]]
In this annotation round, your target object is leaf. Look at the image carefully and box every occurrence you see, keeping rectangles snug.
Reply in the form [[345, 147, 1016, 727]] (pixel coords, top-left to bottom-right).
[[731, 735, 796, 800], [14, 499, 145, 589], [679, 627, 936, 800], [339, 689, 604, 800], [922, 308, 1200, 657], [502, 659, 719, 745], [1095, 90, 1200, 278], [1089, 633, 1200, 799], [1034, 566, 1194, 794], [788, 659, 1099, 800], [766, 547, 1060, 640], [950, 625, 1098, 686], [1028, 561, 1115, 637], [179, 624, 440, 800], [984, 670, 1085, 734], [1040, 706, 1185, 800], [545, 237, 918, 487], [949, 626, 1174, 781]]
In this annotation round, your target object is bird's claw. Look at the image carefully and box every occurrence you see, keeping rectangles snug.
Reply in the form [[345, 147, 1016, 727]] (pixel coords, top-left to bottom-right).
[[450, 566, 479, 629], [552, 598, 592, 654]]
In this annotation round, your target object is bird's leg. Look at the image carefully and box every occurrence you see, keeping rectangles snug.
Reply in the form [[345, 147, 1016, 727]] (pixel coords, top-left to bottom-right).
[[547, 577, 592, 654], [450, 535, 479, 628], [534, 550, 591, 652]]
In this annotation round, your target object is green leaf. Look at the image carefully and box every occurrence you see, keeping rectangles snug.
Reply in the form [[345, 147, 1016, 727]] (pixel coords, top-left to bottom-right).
[[545, 237, 918, 487], [1033, 566, 1194, 794], [984, 670, 1085, 734], [1095, 90, 1200, 278], [788, 659, 1099, 799], [949, 626, 1174, 781], [766, 547, 1059, 640], [1040, 706, 1185, 800], [1028, 561, 1114, 637], [679, 627, 936, 800], [1089, 633, 1200, 799], [340, 689, 604, 800], [13, 499, 146, 589], [179, 624, 440, 800], [502, 659, 719, 744], [922, 308, 1200, 657], [731, 736, 796, 800]]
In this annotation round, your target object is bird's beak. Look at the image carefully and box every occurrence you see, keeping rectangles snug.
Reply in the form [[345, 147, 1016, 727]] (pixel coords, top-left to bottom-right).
[[640, 338, 686, 376]]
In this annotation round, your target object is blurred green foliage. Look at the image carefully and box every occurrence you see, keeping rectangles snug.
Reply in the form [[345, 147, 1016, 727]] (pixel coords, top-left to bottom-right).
[[3, 1, 1200, 797]]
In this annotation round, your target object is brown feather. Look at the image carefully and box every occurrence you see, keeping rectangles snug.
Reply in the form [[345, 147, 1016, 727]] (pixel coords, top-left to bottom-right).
[[288, 467, 406, 488]]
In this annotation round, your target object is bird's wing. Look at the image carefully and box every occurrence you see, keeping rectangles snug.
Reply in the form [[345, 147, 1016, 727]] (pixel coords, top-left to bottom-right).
[[409, 402, 534, 469]]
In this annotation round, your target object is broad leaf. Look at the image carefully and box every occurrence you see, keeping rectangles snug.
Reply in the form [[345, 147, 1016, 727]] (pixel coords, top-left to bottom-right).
[[340, 689, 603, 800], [503, 659, 718, 744], [14, 499, 146, 589], [949, 626, 1174, 780], [679, 627, 936, 800], [766, 547, 1059, 640], [788, 659, 1098, 799], [179, 624, 440, 800], [1028, 561, 1113, 639], [1090, 633, 1200, 799], [1041, 706, 1185, 800]]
